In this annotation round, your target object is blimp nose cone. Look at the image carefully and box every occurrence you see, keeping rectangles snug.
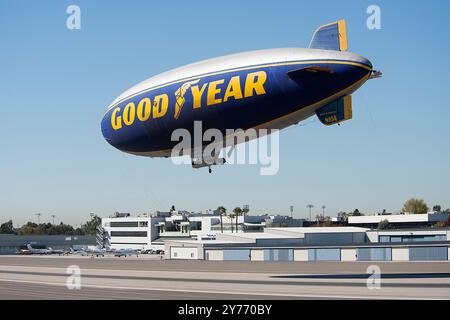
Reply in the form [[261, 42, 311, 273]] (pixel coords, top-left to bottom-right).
[[101, 114, 114, 145]]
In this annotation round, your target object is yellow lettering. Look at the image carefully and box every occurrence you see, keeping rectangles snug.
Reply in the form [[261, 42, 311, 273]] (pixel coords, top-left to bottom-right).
[[207, 79, 224, 106], [137, 97, 151, 121], [153, 94, 168, 118], [111, 107, 122, 130], [223, 76, 243, 102], [244, 71, 267, 97], [123, 102, 136, 126], [191, 83, 207, 109]]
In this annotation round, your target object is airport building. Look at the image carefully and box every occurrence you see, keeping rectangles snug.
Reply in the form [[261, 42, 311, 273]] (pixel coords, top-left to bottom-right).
[[100, 211, 450, 262], [164, 227, 450, 262], [101, 211, 304, 250]]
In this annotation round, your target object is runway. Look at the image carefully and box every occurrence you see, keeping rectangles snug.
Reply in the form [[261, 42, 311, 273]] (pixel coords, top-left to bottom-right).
[[0, 255, 449, 299]]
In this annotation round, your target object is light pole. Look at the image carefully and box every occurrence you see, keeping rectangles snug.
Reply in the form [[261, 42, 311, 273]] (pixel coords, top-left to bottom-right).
[[321, 205, 326, 220], [51, 214, 56, 224], [307, 204, 314, 222], [290, 205, 294, 218], [35, 213, 42, 224]]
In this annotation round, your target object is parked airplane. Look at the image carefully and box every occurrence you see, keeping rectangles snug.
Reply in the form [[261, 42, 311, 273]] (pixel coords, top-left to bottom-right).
[[101, 20, 380, 172], [113, 248, 140, 257], [70, 247, 106, 257], [26, 244, 52, 255]]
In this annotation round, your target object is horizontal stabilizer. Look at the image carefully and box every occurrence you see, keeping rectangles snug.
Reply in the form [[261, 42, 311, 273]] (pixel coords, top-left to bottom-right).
[[316, 95, 352, 126], [309, 20, 348, 51]]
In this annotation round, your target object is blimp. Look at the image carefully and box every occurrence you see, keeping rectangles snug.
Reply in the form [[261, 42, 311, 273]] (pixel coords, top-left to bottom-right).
[[101, 20, 381, 172]]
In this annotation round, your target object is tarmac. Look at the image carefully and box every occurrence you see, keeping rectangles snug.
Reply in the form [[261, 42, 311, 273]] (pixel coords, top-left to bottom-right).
[[0, 255, 449, 300]]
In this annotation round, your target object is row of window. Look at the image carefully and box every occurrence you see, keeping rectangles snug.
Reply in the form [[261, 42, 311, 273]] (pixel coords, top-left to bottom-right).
[[109, 221, 149, 228], [379, 235, 447, 243], [216, 247, 449, 261]]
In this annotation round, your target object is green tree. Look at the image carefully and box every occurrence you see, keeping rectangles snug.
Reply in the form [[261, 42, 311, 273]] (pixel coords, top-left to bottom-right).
[[82, 215, 101, 235], [17, 222, 39, 235], [0, 220, 15, 234], [16, 221, 78, 235], [402, 198, 429, 214], [322, 216, 333, 227], [337, 212, 348, 222], [378, 219, 390, 230], [217, 206, 226, 233], [432, 205, 441, 212]]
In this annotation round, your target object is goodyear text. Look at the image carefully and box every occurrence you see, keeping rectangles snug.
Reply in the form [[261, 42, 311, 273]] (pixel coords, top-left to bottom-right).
[[110, 71, 267, 130]]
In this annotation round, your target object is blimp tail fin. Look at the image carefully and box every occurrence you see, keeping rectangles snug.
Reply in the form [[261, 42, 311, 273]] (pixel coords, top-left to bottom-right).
[[316, 95, 352, 126], [309, 20, 348, 51]]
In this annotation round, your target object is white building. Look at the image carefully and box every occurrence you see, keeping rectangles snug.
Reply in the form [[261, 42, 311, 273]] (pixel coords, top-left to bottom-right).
[[348, 212, 450, 228], [101, 214, 165, 250], [101, 211, 302, 250]]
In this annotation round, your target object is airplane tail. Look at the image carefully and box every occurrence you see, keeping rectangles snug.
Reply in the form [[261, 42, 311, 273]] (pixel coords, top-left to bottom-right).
[[309, 20, 348, 51]]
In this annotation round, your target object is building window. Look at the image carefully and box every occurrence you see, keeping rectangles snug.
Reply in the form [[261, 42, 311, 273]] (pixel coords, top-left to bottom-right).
[[379, 235, 447, 243], [110, 231, 147, 237], [110, 222, 139, 228], [357, 248, 392, 261], [139, 221, 148, 227]]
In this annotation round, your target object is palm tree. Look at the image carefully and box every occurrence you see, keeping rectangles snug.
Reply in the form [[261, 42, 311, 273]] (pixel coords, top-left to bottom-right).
[[307, 204, 314, 222], [315, 214, 321, 223], [229, 213, 235, 233], [233, 207, 242, 233], [217, 206, 226, 233]]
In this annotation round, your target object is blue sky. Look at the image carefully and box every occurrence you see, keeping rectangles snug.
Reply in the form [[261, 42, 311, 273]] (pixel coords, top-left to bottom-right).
[[1, 0, 450, 226]]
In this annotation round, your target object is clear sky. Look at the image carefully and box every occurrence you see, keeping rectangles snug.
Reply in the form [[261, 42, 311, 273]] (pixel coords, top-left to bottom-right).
[[1, 0, 450, 226]]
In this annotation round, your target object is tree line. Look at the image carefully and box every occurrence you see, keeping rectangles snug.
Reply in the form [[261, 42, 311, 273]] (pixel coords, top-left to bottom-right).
[[0, 215, 101, 235]]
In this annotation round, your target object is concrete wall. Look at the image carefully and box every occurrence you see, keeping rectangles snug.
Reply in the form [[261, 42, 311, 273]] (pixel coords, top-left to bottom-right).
[[293, 249, 308, 261], [341, 248, 357, 261], [392, 248, 409, 261], [256, 238, 303, 246], [170, 247, 198, 259], [205, 250, 223, 261], [251, 249, 264, 261]]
